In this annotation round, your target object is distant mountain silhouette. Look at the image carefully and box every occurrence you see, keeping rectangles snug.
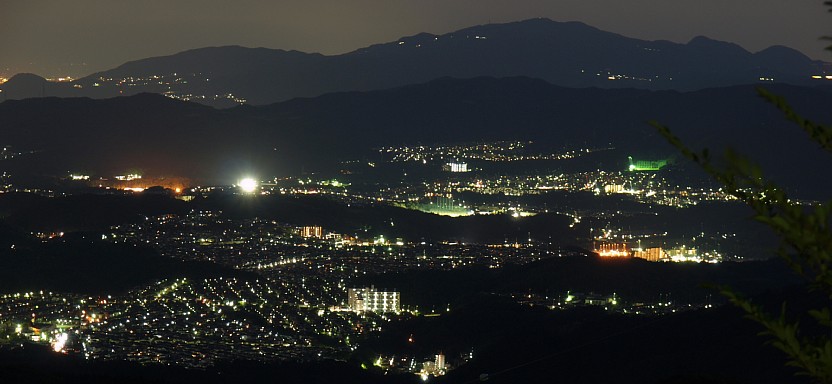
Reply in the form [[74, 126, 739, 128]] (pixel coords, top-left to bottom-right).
[[1, 19, 828, 105], [0, 73, 49, 100], [1, 77, 830, 196]]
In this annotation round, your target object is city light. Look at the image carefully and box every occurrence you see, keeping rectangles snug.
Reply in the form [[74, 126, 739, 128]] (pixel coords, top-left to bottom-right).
[[239, 178, 258, 193], [597, 249, 629, 257], [1, 10, 820, 383], [52, 332, 68, 352]]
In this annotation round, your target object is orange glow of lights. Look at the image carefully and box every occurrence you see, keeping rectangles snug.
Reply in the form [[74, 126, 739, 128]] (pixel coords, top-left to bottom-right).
[[596, 243, 630, 257], [597, 250, 630, 257]]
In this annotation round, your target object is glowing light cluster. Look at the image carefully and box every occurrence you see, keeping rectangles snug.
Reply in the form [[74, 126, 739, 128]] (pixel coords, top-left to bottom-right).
[[597, 249, 629, 257], [596, 243, 629, 257], [238, 178, 258, 193], [115, 174, 142, 181], [52, 332, 68, 353]]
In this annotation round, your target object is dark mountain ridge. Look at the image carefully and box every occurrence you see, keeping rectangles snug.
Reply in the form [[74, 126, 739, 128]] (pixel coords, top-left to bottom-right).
[[1, 18, 828, 106]]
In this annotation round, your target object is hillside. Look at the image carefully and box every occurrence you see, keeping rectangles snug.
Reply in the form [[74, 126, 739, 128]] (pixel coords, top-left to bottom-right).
[[1, 19, 827, 106], [1, 77, 830, 196]]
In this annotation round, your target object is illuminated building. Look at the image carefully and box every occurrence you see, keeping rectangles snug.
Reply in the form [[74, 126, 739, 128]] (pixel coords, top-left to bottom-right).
[[300, 226, 323, 238], [633, 247, 664, 262], [604, 184, 625, 194], [584, 295, 608, 306], [348, 287, 400, 313], [115, 173, 142, 181], [443, 162, 469, 172], [665, 246, 701, 262], [422, 361, 436, 378], [628, 156, 668, 171], [85, 176, 190, 192], [419, 352, 448, 378], [69, 174, 90, 181], [435, 352, 446, 371], [595, 243, 629, 257]]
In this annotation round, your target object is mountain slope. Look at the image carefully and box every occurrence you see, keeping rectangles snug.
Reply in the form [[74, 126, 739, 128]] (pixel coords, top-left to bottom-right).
[[0, 78, 830, 196], [1, 19, 828, 106]]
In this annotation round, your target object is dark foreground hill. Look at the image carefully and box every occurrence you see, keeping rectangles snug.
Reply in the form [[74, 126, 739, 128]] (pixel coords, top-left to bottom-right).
[[356, 255, 800, 308], [431, 292, 805, 384], [353, 257, 806, 383], [0, 345, 419, 384]]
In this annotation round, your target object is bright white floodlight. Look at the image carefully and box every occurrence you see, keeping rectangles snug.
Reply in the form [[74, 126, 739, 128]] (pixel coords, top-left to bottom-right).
[[238, 178, 258, 193]]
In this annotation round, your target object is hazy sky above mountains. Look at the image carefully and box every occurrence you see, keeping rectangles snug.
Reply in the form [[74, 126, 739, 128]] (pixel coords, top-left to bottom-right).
[[1, 0, 829, 78]]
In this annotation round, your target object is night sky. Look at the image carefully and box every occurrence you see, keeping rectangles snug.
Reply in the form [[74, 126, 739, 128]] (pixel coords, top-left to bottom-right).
[[1, 0, 829, 78]]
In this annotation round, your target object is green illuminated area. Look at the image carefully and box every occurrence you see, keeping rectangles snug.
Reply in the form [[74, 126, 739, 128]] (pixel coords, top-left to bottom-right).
[[628, 156, 668, 171], [408, 197, 474, 217]]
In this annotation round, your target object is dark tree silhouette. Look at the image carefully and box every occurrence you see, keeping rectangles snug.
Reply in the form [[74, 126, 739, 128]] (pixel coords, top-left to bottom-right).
[[650, 3, 832, 381]]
